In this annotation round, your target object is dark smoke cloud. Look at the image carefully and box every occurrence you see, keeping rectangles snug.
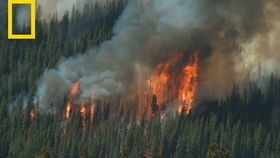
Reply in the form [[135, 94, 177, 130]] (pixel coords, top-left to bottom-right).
[[35, 0, 280, 113]]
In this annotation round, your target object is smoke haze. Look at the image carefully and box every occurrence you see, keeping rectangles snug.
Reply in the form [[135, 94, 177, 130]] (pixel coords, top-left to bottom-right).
[[35, 0, 280, 113], [37, 0, 114, 19]]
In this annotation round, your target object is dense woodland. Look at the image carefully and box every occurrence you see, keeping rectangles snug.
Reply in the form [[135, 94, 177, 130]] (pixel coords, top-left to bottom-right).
[[0, 1, 279, 158]]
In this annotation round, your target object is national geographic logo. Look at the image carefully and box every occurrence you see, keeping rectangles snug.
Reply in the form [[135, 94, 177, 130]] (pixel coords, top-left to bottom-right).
[[8, 0, 36, 39]]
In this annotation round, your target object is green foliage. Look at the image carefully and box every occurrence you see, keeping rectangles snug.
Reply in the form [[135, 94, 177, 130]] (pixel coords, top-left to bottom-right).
[[0, 101, 279, 158], [35, 147, 51, 158], [206, 144, 231, 158]]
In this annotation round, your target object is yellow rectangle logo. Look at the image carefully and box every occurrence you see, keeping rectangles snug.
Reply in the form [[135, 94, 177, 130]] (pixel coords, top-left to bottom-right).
[[8, 0, 36, 39]]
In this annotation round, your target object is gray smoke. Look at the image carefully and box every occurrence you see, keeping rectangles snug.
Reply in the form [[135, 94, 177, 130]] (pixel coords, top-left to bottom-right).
[[35, 0, 280, 113], [37, 0, 114, 20]]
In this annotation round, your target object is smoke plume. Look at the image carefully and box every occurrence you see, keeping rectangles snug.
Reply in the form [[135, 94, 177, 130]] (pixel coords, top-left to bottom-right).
[[35, 0, 280, 113]]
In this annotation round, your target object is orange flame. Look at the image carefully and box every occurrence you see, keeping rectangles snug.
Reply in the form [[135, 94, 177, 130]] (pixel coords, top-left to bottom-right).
[[69, 82, 80, 98], [90, 97, 95, 123], [65, 81, 80, 120], [80, 103, 86, 130], [178, 52, 199, 115], [63, 81, 80, 136], [142, 51, 199, 119], [147, 53, 182, 105], [65, 102, 72, 120], [30, 109, 37, 119]]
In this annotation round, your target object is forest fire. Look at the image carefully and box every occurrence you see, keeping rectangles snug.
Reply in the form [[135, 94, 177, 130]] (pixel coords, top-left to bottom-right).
[[80, 103, 86, 130], [65, 102, 72, 120], [69, 82, 80, 97], [144, 51, 199, 118], [178, 52, 199, 115], [62, 82, 97, 134], [18, 0, 280, 156], [62, 81, 80, 135], [90, 98, 95, 123], [65, 81, 80, 120], [60, 52, 199, 125], [30, 109, 37, 120], [147, 53, 183, 106]]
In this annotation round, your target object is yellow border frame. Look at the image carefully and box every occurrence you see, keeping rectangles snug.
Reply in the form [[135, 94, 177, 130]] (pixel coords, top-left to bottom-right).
[[8, 0, 36, 39]]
